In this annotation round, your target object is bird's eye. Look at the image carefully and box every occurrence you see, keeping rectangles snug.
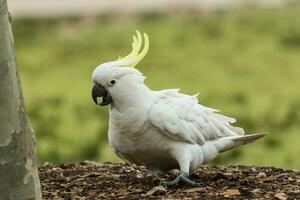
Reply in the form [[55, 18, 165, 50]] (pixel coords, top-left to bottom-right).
[[110, 80, 116, 85]]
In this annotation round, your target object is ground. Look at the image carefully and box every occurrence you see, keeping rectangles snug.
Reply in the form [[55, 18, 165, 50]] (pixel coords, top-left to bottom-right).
[[39, 161, 299, 200]]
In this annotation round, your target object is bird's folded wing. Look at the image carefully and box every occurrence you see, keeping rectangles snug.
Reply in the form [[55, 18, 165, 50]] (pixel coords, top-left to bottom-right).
[[149, 90, 244, 145]]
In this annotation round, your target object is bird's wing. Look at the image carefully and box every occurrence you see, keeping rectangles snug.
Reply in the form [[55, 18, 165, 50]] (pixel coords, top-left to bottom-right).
[[149, 89, 244, 145]]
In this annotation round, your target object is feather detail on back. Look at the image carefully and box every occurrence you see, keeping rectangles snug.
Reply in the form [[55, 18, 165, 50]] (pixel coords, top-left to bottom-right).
[[149, 89, 244, 145]]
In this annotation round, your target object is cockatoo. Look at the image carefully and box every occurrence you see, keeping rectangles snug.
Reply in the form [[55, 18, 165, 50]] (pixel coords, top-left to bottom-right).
[[91, 31, 266, 186]]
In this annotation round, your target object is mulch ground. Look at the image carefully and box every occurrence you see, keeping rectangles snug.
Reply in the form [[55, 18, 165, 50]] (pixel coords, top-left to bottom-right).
[[39, 161, 300, 200]]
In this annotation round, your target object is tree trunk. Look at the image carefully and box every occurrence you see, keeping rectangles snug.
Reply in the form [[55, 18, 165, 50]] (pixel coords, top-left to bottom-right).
[[0, 0, 41, 199]]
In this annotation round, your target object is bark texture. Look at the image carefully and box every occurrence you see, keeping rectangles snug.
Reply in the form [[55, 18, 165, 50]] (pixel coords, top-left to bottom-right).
[[0, 0, 41, 199]]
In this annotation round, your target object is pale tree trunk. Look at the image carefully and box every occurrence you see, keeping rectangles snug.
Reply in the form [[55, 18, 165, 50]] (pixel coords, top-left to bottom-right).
[[0, 0, 41, 199]]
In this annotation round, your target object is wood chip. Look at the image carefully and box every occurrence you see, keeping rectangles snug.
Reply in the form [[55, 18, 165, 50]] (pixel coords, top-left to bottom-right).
[[252, 188, 262, 193], [223, 189, 241, 196], [185, 188, 206, 193], [256, 172, 267, 178], [262, 176, 275, 182], [274, 193, 287, 200], [38, 162, 300, 199], [146, 186, 167, 196]]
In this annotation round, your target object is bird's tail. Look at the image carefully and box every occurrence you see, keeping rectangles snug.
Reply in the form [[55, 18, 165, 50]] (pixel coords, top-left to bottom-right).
[[216, 133, 267, 153]]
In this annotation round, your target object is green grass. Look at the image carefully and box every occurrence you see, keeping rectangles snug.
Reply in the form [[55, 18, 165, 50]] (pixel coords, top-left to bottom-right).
[[12, 6, 300, 169]]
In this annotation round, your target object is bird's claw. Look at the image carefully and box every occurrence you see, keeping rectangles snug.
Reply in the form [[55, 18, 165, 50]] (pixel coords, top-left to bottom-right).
[[161, 172, 201, 187]]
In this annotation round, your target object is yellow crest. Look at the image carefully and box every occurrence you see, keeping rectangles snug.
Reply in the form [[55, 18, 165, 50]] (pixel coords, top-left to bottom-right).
[[118, 31, 149, 68]]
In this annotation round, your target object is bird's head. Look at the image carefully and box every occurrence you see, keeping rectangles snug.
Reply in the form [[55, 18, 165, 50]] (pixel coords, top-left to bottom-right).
[[92, 31, 149, 107]]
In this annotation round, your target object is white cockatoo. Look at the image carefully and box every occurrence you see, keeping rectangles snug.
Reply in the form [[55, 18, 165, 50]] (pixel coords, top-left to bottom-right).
[[91, 31, 266, 186]]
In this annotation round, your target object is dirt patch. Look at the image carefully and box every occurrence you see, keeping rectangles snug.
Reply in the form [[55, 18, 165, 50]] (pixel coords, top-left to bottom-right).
[[39, 161, 300, 199]]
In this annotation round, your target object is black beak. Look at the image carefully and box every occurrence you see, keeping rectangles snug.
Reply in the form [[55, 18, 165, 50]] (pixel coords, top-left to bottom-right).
[[92, 84, 113, 106]]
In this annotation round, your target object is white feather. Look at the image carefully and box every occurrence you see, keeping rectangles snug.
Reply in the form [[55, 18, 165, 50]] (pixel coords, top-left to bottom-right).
[[149, 89, 244, 145], [93, 61, 264, 175]]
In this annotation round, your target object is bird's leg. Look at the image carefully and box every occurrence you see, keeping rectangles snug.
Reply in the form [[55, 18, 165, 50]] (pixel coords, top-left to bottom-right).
[[161, 150, 201, 186], [161, 171, 201, 186]]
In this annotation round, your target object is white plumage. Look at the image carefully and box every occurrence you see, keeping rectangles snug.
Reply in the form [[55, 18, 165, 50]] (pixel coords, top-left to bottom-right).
[[150, 89, 244, 144], [92, 31, 266, 185]]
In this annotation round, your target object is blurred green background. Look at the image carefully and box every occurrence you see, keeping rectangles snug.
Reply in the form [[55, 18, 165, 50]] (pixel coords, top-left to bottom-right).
[[12, 6, 300, 169]]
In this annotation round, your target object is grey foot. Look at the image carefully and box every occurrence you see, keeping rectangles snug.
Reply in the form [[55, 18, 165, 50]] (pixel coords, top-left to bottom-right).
[[161, 172, 200, 186]]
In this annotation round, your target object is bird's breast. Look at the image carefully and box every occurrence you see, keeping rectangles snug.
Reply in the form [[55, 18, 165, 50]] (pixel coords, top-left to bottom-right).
[[108, 122, 178, 171]]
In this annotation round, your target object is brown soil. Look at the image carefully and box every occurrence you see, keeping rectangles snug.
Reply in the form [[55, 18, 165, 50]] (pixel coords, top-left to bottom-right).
[[39, 161, 300, 200]]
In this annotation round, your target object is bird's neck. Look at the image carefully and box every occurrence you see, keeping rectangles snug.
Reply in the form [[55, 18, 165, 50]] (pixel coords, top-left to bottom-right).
[[109, 83, 153, 133], [110, 83, 153, 113]]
